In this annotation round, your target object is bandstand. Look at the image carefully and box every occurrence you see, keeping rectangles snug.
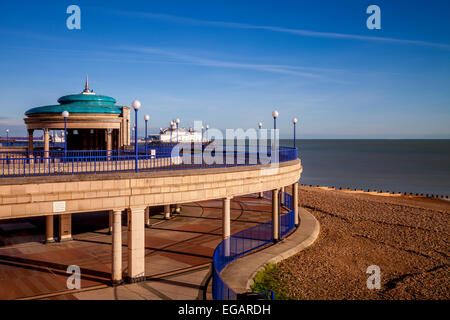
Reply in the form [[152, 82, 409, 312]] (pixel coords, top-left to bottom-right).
[[24, 77, 131, 153]]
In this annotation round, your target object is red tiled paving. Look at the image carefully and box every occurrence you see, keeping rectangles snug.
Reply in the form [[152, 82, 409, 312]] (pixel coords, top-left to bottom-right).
[[0, 194, 278, 300]]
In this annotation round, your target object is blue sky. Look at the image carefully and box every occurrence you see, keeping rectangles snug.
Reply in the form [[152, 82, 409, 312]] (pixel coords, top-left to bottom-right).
[[0, 0, 449, 138]]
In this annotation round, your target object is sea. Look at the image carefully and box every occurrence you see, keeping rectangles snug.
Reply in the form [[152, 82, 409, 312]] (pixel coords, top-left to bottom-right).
[[279, 139, 450, 196], [3, 139, 449, 196]]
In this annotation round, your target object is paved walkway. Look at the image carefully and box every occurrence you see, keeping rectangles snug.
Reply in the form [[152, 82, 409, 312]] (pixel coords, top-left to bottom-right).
[[0, 193, 281, 300]]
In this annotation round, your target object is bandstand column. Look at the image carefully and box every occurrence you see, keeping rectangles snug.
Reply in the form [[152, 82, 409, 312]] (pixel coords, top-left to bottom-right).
[[223, 197, 231, 256], [293, 182, 299, 226], [280, 186, 285, 204], [272, 189, 279, 242], [127, 207, 146, 283], [43, 128, 49, 163], [27, 129, 34, 153], [45, 215, 55, 243], [112, 209, 123, 285], [28, 129, 34, 164], [106, 129, 112, 155]]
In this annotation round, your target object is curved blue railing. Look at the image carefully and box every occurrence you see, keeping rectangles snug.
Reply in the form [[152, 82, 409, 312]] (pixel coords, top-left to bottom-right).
[[212, 192, 295, 300], [0, 146, 298, 177]]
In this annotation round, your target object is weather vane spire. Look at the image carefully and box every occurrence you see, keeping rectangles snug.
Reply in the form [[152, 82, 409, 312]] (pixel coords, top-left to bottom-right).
[[82, 75, 94, 94]]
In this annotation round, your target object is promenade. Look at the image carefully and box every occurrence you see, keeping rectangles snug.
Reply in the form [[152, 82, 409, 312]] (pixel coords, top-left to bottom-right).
[[0, 194, 284, 300]]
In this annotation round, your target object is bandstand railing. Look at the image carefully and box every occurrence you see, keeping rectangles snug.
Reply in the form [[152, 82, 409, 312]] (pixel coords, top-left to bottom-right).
[[0, 146, 298, 178]]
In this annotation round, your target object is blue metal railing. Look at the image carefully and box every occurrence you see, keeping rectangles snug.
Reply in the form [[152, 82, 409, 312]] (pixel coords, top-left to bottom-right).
[[0, 146, 298, 177], [212, 192, 295, 300]]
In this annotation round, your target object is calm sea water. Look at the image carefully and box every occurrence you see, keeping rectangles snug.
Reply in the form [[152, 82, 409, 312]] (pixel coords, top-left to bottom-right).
[[279, 139, 450, 196], [4, 139, 449, 195]]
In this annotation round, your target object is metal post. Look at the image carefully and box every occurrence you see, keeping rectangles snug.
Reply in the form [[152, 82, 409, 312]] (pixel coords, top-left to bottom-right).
[[273, 118, 277, 162], [145, 119, 148, 156], [278, 189, 282, 240], [293, 122, 296, 148], [64, 117, 67, 159], [135, 108, 138, 173]]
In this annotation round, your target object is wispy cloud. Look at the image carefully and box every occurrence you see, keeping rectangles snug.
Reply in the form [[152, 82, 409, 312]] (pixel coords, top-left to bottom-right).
[[113, 11, 450, 50], [121, 46, 325, 78]]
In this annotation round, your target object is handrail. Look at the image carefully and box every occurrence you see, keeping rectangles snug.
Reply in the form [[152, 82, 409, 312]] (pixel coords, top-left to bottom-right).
[[0, 146, 298, 178], [212, 192, 295, 300]]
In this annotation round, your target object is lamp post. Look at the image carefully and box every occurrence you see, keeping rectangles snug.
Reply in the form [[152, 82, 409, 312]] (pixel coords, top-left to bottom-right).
[[175, 118, 180, 143], [292, 117, 298, 149], [5, 129, 9, 146], [170, 121, 174, 144], [272, 110, 279, 152], [62, 111, 69, 159], [144, 114, 150, 156], [257, 121, 262, 160], [205, 124, 209, 142], [131, 100, 141, 172]]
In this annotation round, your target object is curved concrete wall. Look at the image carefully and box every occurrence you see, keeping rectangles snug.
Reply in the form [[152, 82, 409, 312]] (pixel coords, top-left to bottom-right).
[[0, 159, 302, 220]]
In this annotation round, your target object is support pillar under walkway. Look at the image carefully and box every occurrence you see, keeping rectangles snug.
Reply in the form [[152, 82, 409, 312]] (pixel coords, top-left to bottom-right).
[[164, 205, 171, 220], [127, 207, 146, 283], [59, 214, 72, 242], [112, 209, 123, 285], [45, 215, 55, 243]]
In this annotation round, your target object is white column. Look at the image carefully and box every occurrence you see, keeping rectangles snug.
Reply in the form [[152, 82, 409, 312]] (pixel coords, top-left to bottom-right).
[[272, 189, 279, 241], [108, 211, 113, 234], [293, 182, 299, 226], [223, 197, 231, 256], [43, 128, 49, 164], [164, 205, 171, 220], [127, 207, 146, 282], [45, 215, 54, 243], [59, 214, 72, 242], [106, 129, 112, 157], [144, 207, 150, 228], [112, 209, 123, 284]]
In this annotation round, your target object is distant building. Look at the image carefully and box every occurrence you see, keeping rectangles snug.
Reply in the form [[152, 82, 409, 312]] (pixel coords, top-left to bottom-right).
[[158, 126, 203, 143]]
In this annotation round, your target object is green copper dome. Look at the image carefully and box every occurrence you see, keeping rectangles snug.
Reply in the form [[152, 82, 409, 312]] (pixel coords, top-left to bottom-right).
[[25, 78, 123, 116]]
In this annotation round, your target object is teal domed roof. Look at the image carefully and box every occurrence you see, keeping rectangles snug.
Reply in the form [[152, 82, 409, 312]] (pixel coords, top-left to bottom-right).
[[25, 78, 123, 116]]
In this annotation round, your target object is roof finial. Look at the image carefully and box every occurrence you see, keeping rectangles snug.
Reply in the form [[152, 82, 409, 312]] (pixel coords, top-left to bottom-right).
[[82, 75, 94, 94]]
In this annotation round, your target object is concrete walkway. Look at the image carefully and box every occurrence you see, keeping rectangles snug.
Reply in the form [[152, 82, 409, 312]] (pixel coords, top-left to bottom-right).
[[220, 207, 320, 294], [0, 194, 281, 300]]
